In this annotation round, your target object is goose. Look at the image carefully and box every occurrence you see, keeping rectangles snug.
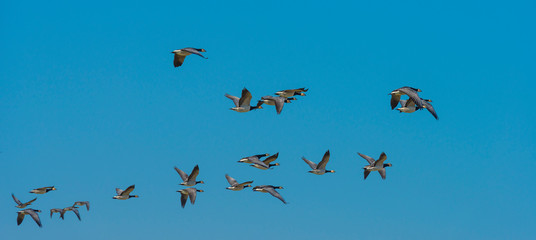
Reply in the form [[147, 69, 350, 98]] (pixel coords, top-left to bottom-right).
[[60, 206, 81, 221], [12, 194, 37, 208], [225, 88, 263, 112], [258, 96, 294, 114], [225, 174, 253, 191], [50, 208, 62, 218], [252, 185, 286, 204], [275, 88, 308, 98], [177, 188, 204, 208], [389, 86, 424, 110], [238, 153, 270, 164], [358, 152, 392, 180], [175, 165, 204, 186], [72, 201, 90, 211], [17, 209, 42, 227], [29, 186, 56, 194], [397, 98, 438, 119], [250, 152, 280, 170], [113, 185, 139, 200], [302, 150, 335, 175], [171, 48, 207, 67]]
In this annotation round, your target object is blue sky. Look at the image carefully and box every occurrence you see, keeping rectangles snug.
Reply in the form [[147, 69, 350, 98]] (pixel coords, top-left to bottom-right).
[[1, 0, 535, 239]]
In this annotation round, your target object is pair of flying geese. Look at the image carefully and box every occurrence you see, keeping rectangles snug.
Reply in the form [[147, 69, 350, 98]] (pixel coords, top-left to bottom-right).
[[390, 86, 438, 120], [225, 87, 308, 114]]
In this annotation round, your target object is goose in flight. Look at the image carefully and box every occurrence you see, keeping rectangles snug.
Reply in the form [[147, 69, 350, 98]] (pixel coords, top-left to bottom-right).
[[72, 201, 90, 211], [225, 88, 263, 112], [175, 165, 204, 186], [60, 206, 81, 221], [250, 152, 280, 170], [302, 150, 335, 175], [275, 88, 308, 98], [171, 48, 207, 68], [17, 209, 42, 227], [113, 185, 139, 200], [12, 194, 37, 208], [358, 152, 392, 180], [258, 96, 294, 114], [50, 208, 62, 218], [177, 188, 204, 208], [29, 186, 56, 194], [252, 185, 286, 204], [389, 86, 424, 110], [225, 174, 253, 191]]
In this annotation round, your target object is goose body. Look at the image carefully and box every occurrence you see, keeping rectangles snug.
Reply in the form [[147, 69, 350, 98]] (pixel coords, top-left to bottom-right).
[[225, 174, 253, 191], [225, 88, 262, 112], [12, 194, 37, 208], [302, 150, 335, 175], [171, 47, 207, 67], [113, 185, 139, 200], [275, 88, 308, 98], [389, 86, 424, 110], [175, 165, 204, 186], [60, 206, 81, 221], [50, 208, 62, 218], [177, 188, 204, 208], [29, 186, 56, 194], [358, 152, 392, 180], [17, 209, 42, 227], [73, 201, 90, 211], [258, 96, 294, 114], [252, 185, 286, 204]]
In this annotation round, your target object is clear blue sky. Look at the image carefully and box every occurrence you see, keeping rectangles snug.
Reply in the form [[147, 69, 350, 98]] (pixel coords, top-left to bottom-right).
[[1, 0, 535, 239]]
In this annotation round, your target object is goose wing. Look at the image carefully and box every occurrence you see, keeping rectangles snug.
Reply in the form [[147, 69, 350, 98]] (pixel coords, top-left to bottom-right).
[[27, 209, 42, 227], [238, 88, 252, 107], [174, 167, 189, 181], [358, 152, 375, 165], [390, 94, 401, 109], [225, 94, 240, 107], [179, 191, 188, 208], [115, 188, 123, 195], [17, 212, 25, 225], [72, 208, 81, 221], [225, 174, 238, 186], [181, 48, 207, 59], [265, 187, 286, 204], [188, 165, 200, 181], [186, 188, 198, 204], [12, 194, 22, 205], [364, 169, 371, 180], [237, 181, 253, 187], [317, 150, 331, 170], [423, 100, 438, 119], [301, 157, 317, 170], [249, 157, 269, 169], [26, 198, 37, 205], [263, 153, 279, 164], [121, 185, 135, 196], [374, 152, 387, 167], [398, 87, 423, 109], [378, 169, 387, 179], [173, 55, 185, 67]]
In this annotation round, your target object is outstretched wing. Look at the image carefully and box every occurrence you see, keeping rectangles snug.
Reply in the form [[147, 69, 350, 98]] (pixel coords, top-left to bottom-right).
[[27, 210, 42, 227], [378, 169, 387, 179], [181, 48, 207, 59], [364, 169, 371, 180], [317, 150, 331, 170], [225, 94, 240, 107], [12, 194, 22, 205], [121, 185, 135, 196], [390, 94, 401, 110], [398, 87, 423, 109], [72, 208, 81, 221], [187, 188, 198, 204], [175, 167, 189, 181], [358, 153, 375, 165], [188, 165, 200, 181], [263, 153, 279, 164], [265, 187, 286, 204], [174, 55, 185, 67], [301, 157, 317, 170], [115, 188, 123, 195], [225, 174, 238, 186], [374, 152, 387, 167], [239, 88, 253, 107], [423, 100, 438, 120]]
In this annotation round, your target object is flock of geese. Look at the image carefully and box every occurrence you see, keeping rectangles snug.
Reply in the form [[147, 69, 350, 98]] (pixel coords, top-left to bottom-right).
[[13, 47, 439, 228]]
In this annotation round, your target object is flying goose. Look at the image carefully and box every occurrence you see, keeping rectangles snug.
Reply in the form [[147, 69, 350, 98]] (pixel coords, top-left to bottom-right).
[[29, 186, 56, 194], [12, 194, 37, 208], [60, 206, 81, 221], [389, 86, 424, 110], [258, 96, 294, 114], [175, 165, 204, 186], [50, 208, 62, 218], [113, 185, 139, 200], [250, 152, 280, 170], [238, 153, 270, 164], [171, 48, 207, 68], [72, 201, 90, 211], [177, 188, 204, 208], [225, 88, 263, 112], [397, 98, 438, 119], [17, 209, 42, 227], [302, 150, 335, 175], [275, 88, 308, 98], [358, 152, 392, 180], [252, 185, 286, 204], [225, 174, 253, 191]]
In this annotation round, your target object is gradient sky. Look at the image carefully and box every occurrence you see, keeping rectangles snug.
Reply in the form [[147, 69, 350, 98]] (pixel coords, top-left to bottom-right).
[[1, 0, 535, 239]]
